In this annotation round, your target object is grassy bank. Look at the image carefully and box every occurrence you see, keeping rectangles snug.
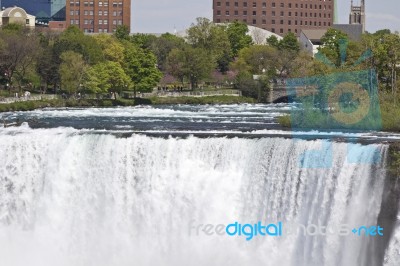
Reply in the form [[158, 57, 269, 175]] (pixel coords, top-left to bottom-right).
[[0, 95, 255, 113]]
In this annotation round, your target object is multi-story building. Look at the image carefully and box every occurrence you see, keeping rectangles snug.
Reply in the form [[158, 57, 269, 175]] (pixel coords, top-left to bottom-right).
[[66, 0, 131, 33], [212, 0, 335, 36], [1, 0, 66, 22]]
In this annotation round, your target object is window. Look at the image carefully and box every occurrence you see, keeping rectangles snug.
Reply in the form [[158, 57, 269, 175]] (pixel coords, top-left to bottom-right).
[[252, 2, 256, 7], [99, 19, 103, 25], [104, 11, 108, 16], [75, 19, 79, 24], [225, 10, 230, 16], [104, 19, 108, 24], [252, 11, 256, 16], [118, 20, 122, 25], [113, 2, 118, 7], [99, 1, 103, 6], [99, 10, 103, 16], [252, 19, 256, 24], [70, 19, 74, 25], [118, 2, 123, 7], [113, 19, 117, 25], [226, 2, 230, 7], [216, 2, 221, 7], [70, 10, 74, 16]]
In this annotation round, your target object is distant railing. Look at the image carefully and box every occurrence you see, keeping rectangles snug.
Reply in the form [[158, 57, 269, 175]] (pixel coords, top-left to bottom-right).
[[0, 94, 59, 104], [124, 89, 242, 98]]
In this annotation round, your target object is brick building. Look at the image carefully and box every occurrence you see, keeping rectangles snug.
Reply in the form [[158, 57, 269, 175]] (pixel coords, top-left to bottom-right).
[[66, 0, 131, 33], [212, 0, 335, 36]]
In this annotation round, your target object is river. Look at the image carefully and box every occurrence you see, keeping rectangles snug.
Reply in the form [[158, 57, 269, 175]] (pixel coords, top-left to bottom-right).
[[0, 104, 399, 266]]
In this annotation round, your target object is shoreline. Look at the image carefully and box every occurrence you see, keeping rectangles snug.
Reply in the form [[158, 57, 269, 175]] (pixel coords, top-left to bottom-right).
[[0, 95, 257, 113]]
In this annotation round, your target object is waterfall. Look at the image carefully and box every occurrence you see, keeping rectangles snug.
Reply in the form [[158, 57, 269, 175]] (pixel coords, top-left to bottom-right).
[[0, 128, 395, 266]]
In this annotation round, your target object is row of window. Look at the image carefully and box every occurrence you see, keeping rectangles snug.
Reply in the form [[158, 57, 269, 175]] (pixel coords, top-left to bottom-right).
[[215, 1, 332, 9], [215, 18, 331, 27], [69, 1, 124, 7], [216, 10, 331, 18], [84, 28, 118, 33], [70, 19, 123, 25], [69, 10, 123, 16]]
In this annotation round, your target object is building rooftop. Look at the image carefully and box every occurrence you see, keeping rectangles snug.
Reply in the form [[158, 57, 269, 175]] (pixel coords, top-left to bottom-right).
[[301, 29, 328, 43]]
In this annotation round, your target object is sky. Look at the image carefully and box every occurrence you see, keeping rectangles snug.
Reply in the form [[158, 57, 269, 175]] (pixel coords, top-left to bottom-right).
[[132, 0, 400, 34]]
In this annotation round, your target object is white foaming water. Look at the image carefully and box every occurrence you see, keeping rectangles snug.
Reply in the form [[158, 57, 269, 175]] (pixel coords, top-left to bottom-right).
[[0, 128, 394, 266]]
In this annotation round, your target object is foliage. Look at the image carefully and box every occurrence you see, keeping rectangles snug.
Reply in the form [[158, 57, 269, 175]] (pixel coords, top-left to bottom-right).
[[0, 25, 41, 91], [150, 33, 185, 71], [186, 18, 232, 73], [166, 46, 215, 89], [226, 21, 253, 57], [84, 61, 131, 95], [122, 42, 162, 92], [59, 51, 87, 94]]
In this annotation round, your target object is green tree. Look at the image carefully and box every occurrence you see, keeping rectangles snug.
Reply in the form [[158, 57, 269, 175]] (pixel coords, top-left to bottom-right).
[[84, 61, 131, 97], [318, 28, 349, 67], [0, 27, 41, 92], [93, 34, 125, 63], [279, 32, 300, 52], [59, 51, 87, 94], [266, 35, 280, 48], [53, 26, 103, 65], [226, 21, 253, 57], [114, 25, 130, 41], [186, 18, 232, 73], [150, 33, 185, 71], [122, 42, 162, 95], [166, 46, 216, 89], [130, 33, 158, 50]]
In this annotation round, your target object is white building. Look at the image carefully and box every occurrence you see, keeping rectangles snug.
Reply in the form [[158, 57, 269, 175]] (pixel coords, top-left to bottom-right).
[[0, 6, 35, 28], [299, 29, 327, 57]]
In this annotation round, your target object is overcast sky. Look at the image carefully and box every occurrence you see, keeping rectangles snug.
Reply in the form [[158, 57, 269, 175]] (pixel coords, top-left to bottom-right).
[[131, 0, 399, 34]]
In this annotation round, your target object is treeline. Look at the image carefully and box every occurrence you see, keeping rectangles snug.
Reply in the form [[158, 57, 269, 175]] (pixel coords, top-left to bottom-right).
[[0, 18, 399, 102], [0, 24, 160, 96]]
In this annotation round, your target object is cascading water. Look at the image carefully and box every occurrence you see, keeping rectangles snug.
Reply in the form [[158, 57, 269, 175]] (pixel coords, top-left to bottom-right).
[[0, 125, 397, 266]]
